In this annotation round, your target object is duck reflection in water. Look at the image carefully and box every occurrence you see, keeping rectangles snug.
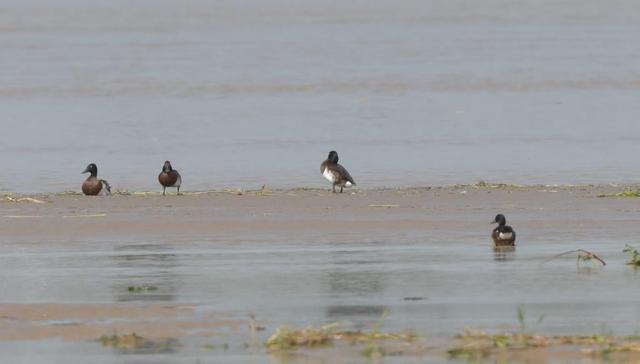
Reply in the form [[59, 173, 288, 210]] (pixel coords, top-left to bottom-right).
[[493, 246, 516, 261], [110, 243, 180, 302], [324, 247, 387, 328]]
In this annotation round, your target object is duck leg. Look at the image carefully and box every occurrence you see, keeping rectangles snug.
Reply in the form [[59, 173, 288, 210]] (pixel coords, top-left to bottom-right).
[[332, 184, 336, 193], [163, 186, 166, 196], [177, 186, 180, 195], [340, 185, 344, 193]]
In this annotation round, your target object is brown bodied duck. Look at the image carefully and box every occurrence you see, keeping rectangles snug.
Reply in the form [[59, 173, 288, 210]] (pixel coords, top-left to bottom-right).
[[320, 150, 356, 193], [81, 163, 111, 196], [158, 160, 181, 195], [491, 214, 516, 247]]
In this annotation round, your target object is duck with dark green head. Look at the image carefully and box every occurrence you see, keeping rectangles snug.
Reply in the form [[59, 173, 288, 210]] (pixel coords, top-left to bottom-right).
[[491, 214, 516, 247], [81, 163, 111, 196], [158, 160, 182, 195], [320, 150, 355, 193]]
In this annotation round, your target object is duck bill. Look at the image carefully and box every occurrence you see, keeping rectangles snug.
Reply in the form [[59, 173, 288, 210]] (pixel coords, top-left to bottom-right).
[[82, 166, 90, 174], [490, 221, 497, 224]]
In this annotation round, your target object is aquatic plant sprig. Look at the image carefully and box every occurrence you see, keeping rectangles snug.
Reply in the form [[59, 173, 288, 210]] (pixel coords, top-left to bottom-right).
[[623, 245, 640, 267], [361, 308, 389, 358]]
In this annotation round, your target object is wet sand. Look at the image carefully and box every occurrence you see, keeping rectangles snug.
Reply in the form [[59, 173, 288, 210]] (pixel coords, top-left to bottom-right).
[[2, 184, 639, 244], [2, 185, 640, 362]]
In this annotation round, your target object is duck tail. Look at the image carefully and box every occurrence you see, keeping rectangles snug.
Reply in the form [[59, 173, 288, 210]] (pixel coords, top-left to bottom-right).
[[100, 180, 112, 195]]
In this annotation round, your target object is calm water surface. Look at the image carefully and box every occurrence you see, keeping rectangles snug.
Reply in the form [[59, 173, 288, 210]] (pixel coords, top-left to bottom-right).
[[1, 237, 639, 362], [2, 1, 640, 362], [1, 1, 640, 192]]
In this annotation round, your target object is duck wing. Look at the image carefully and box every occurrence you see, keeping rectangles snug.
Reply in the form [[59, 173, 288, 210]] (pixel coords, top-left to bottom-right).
[[333, 163, 355, 185], [320, 160, 329, 174], [100, 179, 111, 195]]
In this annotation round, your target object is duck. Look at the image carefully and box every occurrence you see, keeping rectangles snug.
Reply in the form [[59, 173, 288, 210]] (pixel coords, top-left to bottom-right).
[[81, 163, 111, 196], [320, 150, 356, 193], [491, 214, 516, 247], [158, 160, 181, 195]]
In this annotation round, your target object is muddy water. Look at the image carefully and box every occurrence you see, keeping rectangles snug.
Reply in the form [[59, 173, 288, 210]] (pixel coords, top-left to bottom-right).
[[1, 0, 640, 193], [1, 235, 639, 362], [2, 0, 640, 362]]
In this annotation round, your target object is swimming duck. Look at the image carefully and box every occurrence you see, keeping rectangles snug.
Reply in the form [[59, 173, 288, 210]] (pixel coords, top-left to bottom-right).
[[81, 163, 111, 196], [491, 214, 516, 247], [320, 150, 356, 193], [158, 160, 181, 195]]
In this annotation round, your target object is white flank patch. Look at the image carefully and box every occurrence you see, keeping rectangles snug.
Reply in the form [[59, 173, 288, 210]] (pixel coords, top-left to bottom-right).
[[99, 182, 110, 196], [344, 181, 352, 187], [322, 168, 335, 182], [173, 175, 182, 188], [498, 232, 513, 240]]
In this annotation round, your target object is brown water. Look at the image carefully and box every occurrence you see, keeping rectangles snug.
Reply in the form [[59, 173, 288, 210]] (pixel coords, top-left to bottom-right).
[[2, 188, 640, 363], [2, 1, 640, 362], [1, 0, 640, 193], [0, 230, 638, 363]]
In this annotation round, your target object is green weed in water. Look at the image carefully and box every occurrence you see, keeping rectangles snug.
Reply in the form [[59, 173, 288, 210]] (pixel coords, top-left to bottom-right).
[[100, 332, 143, 349], [598, 190, 640, 198], [361, 309, 389, 358], [127, 285, 158, 293], [517, 306, 526, 332], [265, 309, 415, 356], [623, 245, 640, 267]]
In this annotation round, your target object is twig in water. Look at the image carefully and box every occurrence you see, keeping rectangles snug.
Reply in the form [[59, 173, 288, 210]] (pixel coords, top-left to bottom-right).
[[545, 249, 606, 267]]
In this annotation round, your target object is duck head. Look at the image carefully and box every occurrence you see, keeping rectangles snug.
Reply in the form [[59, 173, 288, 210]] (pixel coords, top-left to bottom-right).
[[327, 150, 339, 164], [82, 163, 98, 177], [162, 160, 173, 173], [491, 214, 507, 226]]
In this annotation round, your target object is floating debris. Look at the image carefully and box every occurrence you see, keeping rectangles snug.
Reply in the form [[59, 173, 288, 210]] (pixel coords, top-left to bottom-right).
[[100, 332, 143, 349], [127, 285, 158, 293], [597, 190, 640, 198], [1, 196, 47, 203], [131, 191, 159, 196], [544, 249, 606, 267], [266, 310, 416, 357], [452, 181, 525, 189], [222, 188, 244, 196], [448, 328, 640, 360], [3, 215, 43, 218], [266, 325, 334, 349], [63, 213, 107, 218], [255, 185, 272, 196], [403, 297, 426, 301], [99, 332, 179, 354]]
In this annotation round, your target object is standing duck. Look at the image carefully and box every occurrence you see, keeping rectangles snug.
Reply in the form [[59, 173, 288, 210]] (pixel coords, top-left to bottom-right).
[[491, 214, 516, 247], [81, 163, 111, 196], [320, 150, 356, 193], [158, 160, 181, 195]]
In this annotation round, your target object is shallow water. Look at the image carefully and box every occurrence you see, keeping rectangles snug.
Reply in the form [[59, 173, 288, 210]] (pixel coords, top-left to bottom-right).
[[1, 235, 640, 362], [2, 1, 640, 362], [1, 0, 640, 192]]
